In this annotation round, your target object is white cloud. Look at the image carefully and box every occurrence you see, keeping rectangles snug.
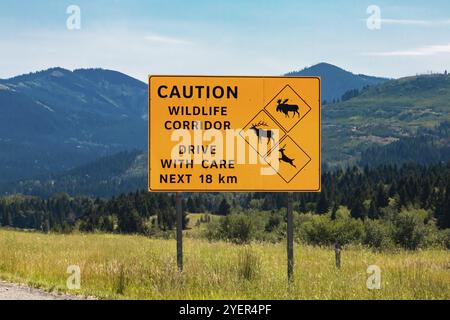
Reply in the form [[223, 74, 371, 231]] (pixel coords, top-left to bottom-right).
[[365, 44, 450, 57]]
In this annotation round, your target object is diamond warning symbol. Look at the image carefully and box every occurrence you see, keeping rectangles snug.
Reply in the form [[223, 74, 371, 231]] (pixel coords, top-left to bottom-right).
[[264, 136, 312, 183], [264, 84, 312, 132], [240, 110, 285, 158]]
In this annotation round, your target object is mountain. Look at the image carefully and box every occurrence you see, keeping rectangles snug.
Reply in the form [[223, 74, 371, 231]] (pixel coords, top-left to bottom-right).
[[0, 68, 148, 183], [286, 62, 389, 102], [324, 73, 450, 166]]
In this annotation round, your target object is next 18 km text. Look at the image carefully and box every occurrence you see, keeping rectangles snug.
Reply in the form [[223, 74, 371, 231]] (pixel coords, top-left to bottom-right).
[[159, 173, 238, 184]]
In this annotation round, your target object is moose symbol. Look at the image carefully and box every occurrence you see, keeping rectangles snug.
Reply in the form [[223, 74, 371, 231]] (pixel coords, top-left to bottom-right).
[[250, 121, 274, 144], [279, 144, 296, 168], [276, 99, 300, 118]]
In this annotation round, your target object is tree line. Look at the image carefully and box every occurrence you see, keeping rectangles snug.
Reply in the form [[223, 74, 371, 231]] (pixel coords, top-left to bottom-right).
[[1, 162, 450, 247]]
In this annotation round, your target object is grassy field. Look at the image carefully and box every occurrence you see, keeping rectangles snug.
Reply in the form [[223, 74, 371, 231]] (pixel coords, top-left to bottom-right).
[[0, 228, 449, 300]]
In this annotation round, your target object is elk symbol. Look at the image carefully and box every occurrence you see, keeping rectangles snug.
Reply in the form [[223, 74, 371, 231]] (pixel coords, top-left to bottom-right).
[[276, 99, 300, 118], [279, 144, 296, 168], [250, 121, 274, 144]]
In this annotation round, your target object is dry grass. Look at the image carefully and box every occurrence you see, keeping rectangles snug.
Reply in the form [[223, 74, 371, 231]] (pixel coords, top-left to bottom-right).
[[0, 229, 448, 299]]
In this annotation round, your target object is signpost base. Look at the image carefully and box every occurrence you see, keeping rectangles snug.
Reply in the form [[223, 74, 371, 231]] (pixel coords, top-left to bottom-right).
[[287, 192, 294, 284], [176, 192, 183, 272]]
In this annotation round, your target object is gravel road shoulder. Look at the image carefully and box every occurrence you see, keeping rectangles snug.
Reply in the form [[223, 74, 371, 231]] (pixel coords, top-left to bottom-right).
[[0, 280, 93, 300]]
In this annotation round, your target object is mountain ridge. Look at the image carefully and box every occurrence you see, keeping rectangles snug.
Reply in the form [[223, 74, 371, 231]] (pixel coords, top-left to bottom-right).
[[286, 62, 389, 102]]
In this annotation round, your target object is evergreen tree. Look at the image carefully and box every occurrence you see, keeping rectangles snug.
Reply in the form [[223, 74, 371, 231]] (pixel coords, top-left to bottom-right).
[[316, 192, 330, 214], [350, 196, 366, 219], [368, 200, 378, 219], [375, 183, 389, 208], [117, 209, 144, 233], [217, 199, 231, 216], [187, 197, 197, 213]]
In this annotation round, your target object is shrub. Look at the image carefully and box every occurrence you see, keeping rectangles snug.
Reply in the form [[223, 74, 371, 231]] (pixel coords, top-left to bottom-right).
[[334, 216, 365, 245], [335, 206, 351, 220], [204, 219, 222, 242], [295, 207, 365, 246], [220, 214, 255, 244], [237, 247, 261, 281], [296, 213, 334, 246], [393, 209, 436, 250], [363, 219, 395, 250], [265, 213, 281, 232], [443, 229, 450, 249], [113, 264, 127, 295]]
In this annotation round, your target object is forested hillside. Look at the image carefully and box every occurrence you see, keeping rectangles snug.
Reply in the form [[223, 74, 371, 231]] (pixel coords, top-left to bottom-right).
[[1, 150, 146, 198], [359, 123, 450, 167], [324, 73, 450, 166]]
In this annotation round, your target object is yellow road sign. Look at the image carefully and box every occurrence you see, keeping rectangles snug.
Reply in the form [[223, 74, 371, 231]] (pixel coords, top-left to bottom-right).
[[148, 76, 321, 192]]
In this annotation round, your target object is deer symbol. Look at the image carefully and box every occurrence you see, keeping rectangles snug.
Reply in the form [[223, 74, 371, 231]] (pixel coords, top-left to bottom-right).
[[250, 121, 274, 144], [276, 99, 300, 118], [279, 144, 296, 168]]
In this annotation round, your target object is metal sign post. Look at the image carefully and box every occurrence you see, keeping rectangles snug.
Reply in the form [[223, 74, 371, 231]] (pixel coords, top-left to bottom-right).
[[287, 192, 294, 283], [176, 192, 183, 272]]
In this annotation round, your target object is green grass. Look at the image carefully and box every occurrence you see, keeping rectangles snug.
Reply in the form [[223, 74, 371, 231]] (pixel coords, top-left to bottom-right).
[[0, 229, 449, 299], [185, 213, 220, 239]]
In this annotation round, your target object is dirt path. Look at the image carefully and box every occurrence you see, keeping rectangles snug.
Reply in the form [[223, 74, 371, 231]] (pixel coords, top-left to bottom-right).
[[0, 281, 91, 300]]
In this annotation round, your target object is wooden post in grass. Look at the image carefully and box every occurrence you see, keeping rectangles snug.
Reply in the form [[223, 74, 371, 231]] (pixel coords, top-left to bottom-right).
[[287, 192, 294, 283], [335, 242, 341, 270], [176, 192, 183, 272]]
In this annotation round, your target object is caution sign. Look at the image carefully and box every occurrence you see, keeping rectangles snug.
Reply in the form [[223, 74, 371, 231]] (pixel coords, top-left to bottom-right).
[[148, 76, 321, 192]]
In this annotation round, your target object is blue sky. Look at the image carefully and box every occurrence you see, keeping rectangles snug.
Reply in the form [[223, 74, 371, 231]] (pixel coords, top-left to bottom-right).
[[1, 0, 450, 80]]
